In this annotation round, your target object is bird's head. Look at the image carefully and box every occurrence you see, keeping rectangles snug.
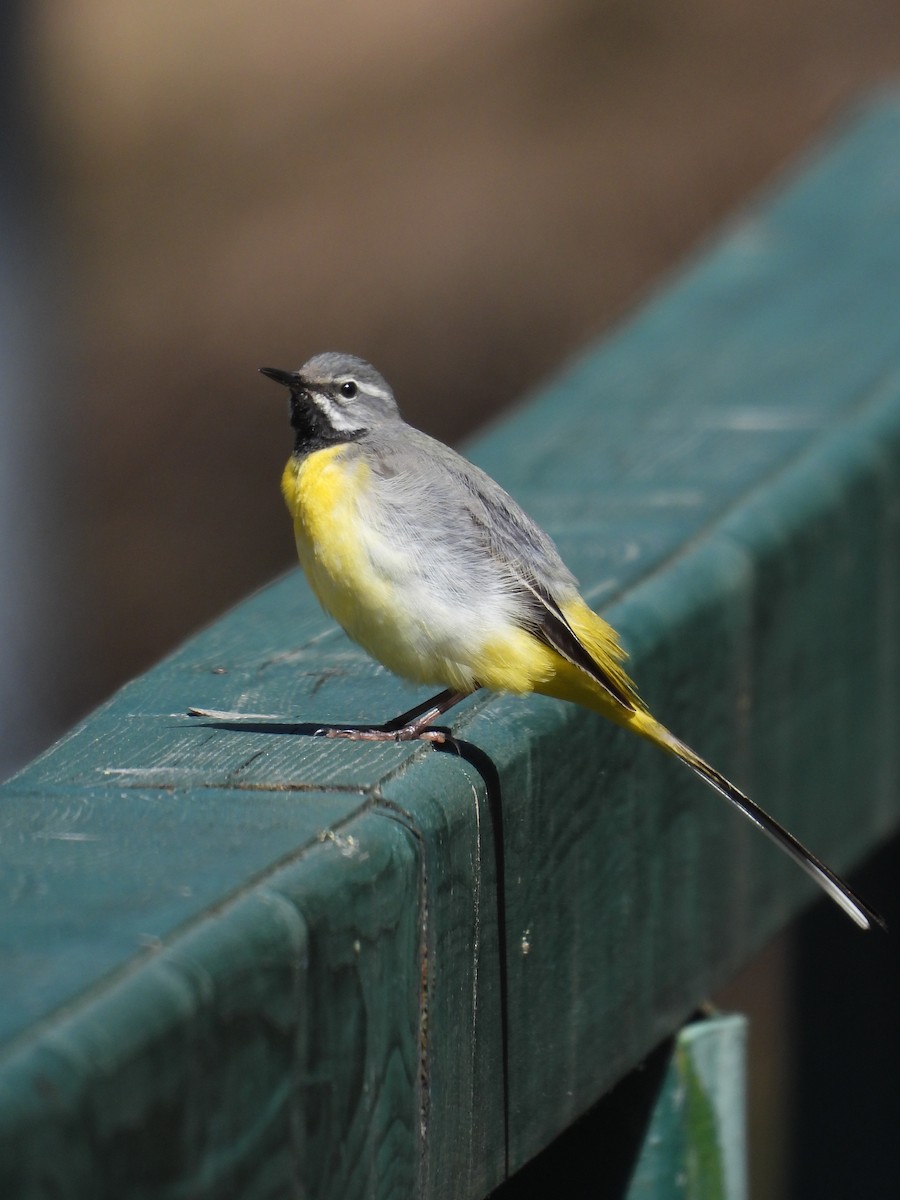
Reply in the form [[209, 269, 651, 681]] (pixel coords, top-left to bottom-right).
[[260, 352, 400, 451]]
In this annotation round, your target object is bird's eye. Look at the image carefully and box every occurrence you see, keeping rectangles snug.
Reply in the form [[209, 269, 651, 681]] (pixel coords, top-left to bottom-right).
[[339, 381, 358, 399]]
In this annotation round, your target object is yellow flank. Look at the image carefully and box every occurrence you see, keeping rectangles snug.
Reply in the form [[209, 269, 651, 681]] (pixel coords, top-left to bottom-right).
[[418, 582, 654, 732], [531, 598, 683, 753], [465, 624, 558, 696]]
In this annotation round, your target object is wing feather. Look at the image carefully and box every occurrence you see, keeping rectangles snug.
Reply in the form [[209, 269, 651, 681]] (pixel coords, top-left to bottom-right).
[[516, 574, 636, 712], [365, 427, 637, 711], [453, 461, 637, 713]]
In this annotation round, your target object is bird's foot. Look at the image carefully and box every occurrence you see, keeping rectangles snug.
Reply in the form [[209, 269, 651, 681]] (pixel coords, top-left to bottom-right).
[[316, 724, 448, 744]]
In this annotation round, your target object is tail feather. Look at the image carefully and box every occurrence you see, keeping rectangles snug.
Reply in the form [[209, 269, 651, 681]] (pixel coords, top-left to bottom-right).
[[634, 714, 883, 932]]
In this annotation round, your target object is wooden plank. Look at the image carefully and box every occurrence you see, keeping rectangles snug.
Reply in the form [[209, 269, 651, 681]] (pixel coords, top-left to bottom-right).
[[625, 1016, 747, 1200], [1, 809, 423, 1198], [3, 96, 900, 1194]]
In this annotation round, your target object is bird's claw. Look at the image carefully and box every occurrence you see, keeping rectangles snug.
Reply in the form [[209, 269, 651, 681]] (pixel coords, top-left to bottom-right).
[[315, 725, 448, 744]]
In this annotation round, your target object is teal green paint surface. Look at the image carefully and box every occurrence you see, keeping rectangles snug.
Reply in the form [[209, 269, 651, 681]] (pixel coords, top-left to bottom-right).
[[626, 1016, 747, 1200], [3, 98, 900, 1194]]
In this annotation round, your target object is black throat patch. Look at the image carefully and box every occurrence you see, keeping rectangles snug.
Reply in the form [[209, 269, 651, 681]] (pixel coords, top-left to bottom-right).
[[289, 393, 365, 456]]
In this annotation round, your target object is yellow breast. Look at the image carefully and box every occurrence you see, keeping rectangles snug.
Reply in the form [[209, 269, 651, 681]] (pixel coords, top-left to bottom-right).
[[281, 446, 390, 639], [281, 444, 486, 689]]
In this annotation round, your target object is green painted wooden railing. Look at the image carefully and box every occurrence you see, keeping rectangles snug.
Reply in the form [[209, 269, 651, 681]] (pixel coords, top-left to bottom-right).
[[3, 97, 900, 1197]]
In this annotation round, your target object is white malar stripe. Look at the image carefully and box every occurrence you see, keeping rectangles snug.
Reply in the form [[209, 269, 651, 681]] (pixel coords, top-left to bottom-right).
[[312, 393, 366, 433]]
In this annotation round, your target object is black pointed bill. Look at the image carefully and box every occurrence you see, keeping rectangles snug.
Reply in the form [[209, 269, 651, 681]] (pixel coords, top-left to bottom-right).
[[259, 366, 300, 388]]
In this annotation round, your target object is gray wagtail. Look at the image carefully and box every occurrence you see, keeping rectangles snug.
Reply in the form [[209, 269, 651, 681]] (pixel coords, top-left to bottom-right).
[[192, 352, 881, 930]]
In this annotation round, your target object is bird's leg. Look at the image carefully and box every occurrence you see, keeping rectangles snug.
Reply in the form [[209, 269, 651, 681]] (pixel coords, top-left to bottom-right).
[[321, 688, 471, 743], [187, 688, 474, 743]]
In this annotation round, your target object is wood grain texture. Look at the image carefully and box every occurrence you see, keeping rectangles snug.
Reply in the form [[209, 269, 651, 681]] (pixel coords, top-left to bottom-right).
[[3, 97, 900, 1195]]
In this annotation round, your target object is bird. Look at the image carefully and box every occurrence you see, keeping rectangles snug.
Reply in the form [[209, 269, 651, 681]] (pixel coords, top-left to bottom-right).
[[248, 351, 880, 931]]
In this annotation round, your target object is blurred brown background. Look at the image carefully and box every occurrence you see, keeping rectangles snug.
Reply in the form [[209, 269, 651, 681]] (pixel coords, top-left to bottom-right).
[[4, 1, 900, 1192], [13, 0, 900, 747]]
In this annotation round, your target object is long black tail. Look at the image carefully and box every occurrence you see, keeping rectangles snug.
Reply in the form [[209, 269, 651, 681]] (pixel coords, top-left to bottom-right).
[[637, 713, 884, 931]]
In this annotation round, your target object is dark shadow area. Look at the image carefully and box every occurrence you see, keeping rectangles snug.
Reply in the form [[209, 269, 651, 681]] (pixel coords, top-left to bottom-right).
[[490, 1034, 675, 1198], [789, 831, 900, 1197], [436, 734, 510, 1178], [187, 687, 467, 743]]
